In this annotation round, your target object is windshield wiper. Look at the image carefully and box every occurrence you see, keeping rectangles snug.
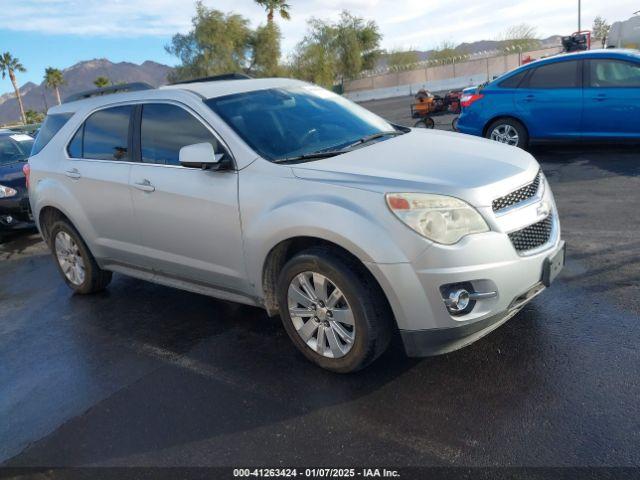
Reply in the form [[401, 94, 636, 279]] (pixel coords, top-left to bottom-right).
[[273, 130, 405, 164], [344, 130, 403, 149], [273, 150, 347, 164]]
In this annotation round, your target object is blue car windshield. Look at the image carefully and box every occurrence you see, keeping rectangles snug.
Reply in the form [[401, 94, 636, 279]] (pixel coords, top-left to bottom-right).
[[205, 86, 397, 161], [0, 134, 34, 165]]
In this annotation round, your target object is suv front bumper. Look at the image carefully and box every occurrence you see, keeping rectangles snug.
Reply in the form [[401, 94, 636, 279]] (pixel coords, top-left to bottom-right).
[[367, 230, 565, 357]]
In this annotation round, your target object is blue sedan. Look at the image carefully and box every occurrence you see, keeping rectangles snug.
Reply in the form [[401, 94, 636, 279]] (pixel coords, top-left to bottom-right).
[[456, 49, 640, 148]]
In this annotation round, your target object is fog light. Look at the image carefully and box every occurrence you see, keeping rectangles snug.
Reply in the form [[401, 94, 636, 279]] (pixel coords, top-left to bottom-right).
[[1, 215, 13, 224], [445, 289, 470, 313]]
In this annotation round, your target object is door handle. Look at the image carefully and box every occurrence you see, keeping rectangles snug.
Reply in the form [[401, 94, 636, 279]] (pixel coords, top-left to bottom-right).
[[593, 95, 607, 102], [64, 168, 81, 179], [523, 94, 535, 102], [134, 179, 155, 192]]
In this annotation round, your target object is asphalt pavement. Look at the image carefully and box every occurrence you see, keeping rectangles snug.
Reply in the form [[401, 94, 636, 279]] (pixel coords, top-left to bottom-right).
[[0, 96, 639, 469]]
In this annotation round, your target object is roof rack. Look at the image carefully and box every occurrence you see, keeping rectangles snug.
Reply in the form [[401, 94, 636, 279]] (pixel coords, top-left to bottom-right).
[[170, 73, 252, 85], [63, 82, 154, 103]]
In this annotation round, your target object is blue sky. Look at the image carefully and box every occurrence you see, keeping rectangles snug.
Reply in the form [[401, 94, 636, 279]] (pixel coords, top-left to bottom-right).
[[1, 0, 638, 94]]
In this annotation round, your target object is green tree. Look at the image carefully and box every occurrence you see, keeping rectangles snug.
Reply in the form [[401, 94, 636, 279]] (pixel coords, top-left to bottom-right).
[[44, 67, 65, 105], [289, 12, 382, 87], [166, 1, 252, 82], [93, 76, 110, 88], [592, 16, 611, 48], [250, 22, 283, 77], [500, 24, 540, 52], [25, 109, 45, 124], [334, 11, 381, 81], [387, 49, 419, 71], [255, 0, 291, 23], [0, 52, 27, 124]]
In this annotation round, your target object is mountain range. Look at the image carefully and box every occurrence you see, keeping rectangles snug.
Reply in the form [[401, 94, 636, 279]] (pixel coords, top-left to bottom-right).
[[0, 59, 173, 125]]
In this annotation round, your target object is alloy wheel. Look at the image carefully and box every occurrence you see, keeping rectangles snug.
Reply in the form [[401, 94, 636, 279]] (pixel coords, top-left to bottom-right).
[[287, 271, 355, 359], [54, 231, 86, 286], [490, 124, 519, 146]]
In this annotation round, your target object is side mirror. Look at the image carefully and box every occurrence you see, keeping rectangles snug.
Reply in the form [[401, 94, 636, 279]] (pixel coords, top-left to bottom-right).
[[179, 142, 226, 170]]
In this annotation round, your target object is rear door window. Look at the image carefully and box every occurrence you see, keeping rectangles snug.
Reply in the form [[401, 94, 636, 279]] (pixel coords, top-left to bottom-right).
[[69, 105, 133, 161], [139, 103, 219, 166], [589, 59, 640, 87], [527, 60, 581, 88], [31, 113, 72, 156]]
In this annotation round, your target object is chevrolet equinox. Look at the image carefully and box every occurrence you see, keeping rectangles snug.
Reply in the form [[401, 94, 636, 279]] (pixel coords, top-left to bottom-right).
[[27, 76, 565, 372]]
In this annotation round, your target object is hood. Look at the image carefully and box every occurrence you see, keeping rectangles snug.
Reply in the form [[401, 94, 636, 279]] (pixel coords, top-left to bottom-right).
[[292, 129, 540, 208]]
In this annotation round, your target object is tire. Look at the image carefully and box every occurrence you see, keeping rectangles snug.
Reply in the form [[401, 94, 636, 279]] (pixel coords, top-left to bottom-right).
[[277, 247, 393, 373], [485, 118, 528, 149], [451, 116, 459, 131], [414, 117, 435, 129], [49, 220, 112, 294]]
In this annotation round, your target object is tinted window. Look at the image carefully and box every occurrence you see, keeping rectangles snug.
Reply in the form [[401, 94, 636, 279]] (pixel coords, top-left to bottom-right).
[[499, 70, 528, 88], [589, 59, 640, 87], [205, 86, 396, 162], [0, 134, 34, 165], [527, 61, 580, 88], [140, 103, 219, 166], [67, 125, 83, 158], [31, 113, 72, 156], [83, 106, 132, 161]]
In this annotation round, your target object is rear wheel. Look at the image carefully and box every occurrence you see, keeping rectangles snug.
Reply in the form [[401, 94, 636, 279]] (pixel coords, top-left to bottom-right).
[[414, 117, 435, 129], [277, 247, 392, 373], [49, 220, 112, 294], [486, 118, 528, 149]]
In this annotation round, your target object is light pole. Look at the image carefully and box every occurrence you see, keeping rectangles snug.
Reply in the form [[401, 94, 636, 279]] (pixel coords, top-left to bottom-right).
[[578, 0, 581, 31]]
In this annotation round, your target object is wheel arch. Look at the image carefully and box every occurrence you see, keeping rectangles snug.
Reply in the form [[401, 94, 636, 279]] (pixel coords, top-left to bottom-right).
[[260, 236, 395, 325]]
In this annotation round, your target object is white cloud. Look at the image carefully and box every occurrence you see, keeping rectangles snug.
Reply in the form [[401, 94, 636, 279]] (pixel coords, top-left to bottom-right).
[[0, 0, 638, 52]]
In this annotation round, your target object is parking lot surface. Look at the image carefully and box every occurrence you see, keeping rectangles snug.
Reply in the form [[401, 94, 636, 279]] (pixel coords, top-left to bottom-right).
[[1, 96, 639, 468]]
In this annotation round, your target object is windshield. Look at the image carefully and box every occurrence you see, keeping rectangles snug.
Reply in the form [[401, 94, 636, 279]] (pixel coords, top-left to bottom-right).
[[205, 85, 397, 161], [0, 134, 34, 166]]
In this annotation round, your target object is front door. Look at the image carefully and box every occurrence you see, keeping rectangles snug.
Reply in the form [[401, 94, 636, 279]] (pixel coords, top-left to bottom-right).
[[582, 58, 640, 138], [128, 102, 248, 294]]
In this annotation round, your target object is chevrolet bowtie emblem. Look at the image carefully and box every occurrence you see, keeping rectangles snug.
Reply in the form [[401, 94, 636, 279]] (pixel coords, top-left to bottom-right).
[[537, 202, 550, 217]]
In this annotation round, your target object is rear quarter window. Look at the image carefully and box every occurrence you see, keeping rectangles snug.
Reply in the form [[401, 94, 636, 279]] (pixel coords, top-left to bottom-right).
[[31, 113, 73, 156]]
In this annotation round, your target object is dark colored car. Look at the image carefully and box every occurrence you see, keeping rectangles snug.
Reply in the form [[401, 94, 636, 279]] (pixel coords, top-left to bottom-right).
[[0, 131, 34, 240]]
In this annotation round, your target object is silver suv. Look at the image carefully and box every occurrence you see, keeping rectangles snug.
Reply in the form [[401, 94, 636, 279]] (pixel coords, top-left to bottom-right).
[[27, 77, 565, 372]]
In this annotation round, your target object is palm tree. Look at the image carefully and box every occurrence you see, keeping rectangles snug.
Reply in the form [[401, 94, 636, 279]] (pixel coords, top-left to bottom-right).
[[93, 76, 110, 88], [0, 52, 27, 124], [255, 0, 291, 23], [44, 67, 65, 105]]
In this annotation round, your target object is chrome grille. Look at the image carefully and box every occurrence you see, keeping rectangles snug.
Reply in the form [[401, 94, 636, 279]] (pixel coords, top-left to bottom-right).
[[492, 171, 541, 213], [508, 215, 553, 253]]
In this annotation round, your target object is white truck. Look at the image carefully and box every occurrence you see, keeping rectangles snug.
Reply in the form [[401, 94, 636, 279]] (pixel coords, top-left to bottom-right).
[[607, 14, 640, 49]]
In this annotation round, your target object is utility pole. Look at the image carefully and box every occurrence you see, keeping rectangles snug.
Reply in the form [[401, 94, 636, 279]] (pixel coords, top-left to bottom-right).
[[578, 0, 581, 31]]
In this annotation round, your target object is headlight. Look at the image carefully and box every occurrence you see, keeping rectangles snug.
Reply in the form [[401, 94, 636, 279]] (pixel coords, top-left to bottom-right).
[[0, 185, 18, 198], [386, 193, 489, 244]]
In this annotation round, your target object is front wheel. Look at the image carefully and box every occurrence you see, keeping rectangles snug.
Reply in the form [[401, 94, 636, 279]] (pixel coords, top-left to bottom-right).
[[277, 247, 393, 373], [485, 118, 528, 149]]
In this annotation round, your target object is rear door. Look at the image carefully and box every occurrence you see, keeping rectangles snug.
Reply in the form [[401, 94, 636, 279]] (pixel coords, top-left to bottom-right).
[[64, 105, 139, 264], [514, 59, 583, 140], [128, 102, 248, 293], [582, 58, 640, 138]]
